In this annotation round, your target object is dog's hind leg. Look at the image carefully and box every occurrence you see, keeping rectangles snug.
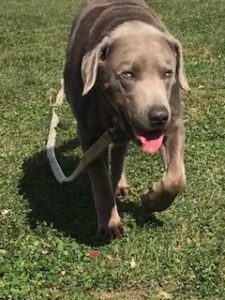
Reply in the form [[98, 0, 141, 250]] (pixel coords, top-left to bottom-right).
[[111, 142, 130, 197]]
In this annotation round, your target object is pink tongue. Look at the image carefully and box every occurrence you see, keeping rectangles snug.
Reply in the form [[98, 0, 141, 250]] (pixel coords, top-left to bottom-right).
[[137, 134, 164, 153]]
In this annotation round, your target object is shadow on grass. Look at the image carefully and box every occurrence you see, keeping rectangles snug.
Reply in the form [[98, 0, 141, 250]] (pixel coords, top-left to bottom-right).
[[19, 139, 163, 246]]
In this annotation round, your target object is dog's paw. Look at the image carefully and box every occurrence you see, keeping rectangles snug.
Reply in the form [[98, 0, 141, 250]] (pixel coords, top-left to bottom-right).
[[98, 217, 124, 239], [141, 182, 175, 213], [115, 175, 130, 198]]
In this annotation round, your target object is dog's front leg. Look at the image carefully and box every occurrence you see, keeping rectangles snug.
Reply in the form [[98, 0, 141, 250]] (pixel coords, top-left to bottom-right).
[[87, 154, 123, 238], [141, 119, 186, 212]]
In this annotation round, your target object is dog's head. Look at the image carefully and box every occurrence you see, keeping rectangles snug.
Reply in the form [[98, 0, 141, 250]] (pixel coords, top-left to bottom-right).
[[81, 21, 189, 152]]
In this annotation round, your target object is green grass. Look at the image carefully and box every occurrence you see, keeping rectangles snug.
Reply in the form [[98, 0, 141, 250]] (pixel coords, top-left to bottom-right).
[[1, 0, 225, 299]]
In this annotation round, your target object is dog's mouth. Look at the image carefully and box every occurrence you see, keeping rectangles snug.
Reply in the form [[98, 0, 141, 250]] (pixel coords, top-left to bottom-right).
[[114, 110, 164, 153], [135, 130, 164, 153]]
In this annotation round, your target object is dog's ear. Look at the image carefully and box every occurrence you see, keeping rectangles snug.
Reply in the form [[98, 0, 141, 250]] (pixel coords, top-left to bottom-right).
[[166, 34, 190, 91], [174, 40, 190, 91], [81, 37, 109, 96]]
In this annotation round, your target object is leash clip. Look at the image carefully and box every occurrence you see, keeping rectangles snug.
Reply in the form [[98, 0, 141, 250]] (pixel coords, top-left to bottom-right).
[[108, 118, 120, 140], [108, 118, 129, 144]]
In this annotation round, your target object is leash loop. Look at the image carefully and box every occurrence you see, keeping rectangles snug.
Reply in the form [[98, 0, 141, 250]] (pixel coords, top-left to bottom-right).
[[47, 79, 113, 184]]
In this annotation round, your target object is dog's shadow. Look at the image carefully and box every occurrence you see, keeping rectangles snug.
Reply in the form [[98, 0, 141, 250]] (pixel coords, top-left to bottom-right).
[[19, 139, 163, 246]]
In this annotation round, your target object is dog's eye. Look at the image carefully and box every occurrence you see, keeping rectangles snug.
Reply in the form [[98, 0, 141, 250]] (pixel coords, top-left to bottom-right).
[[121, 71, 135, 80], [164, 70, 173, 79]]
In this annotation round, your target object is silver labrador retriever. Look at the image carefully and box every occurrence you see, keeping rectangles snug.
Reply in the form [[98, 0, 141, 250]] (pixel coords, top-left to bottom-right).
[[64, 0, 190, 238]]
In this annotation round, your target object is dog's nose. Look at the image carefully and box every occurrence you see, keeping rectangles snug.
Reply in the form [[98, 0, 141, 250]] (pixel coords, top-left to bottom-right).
[[148, 106, 169, 127]]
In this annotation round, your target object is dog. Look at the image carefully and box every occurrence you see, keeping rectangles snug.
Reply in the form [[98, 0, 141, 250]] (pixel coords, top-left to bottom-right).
[[64, 0, 190, 238]]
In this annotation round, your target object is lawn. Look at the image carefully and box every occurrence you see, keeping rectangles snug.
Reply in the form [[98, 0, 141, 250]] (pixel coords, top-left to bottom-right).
[[0, 0, 225, 299]]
